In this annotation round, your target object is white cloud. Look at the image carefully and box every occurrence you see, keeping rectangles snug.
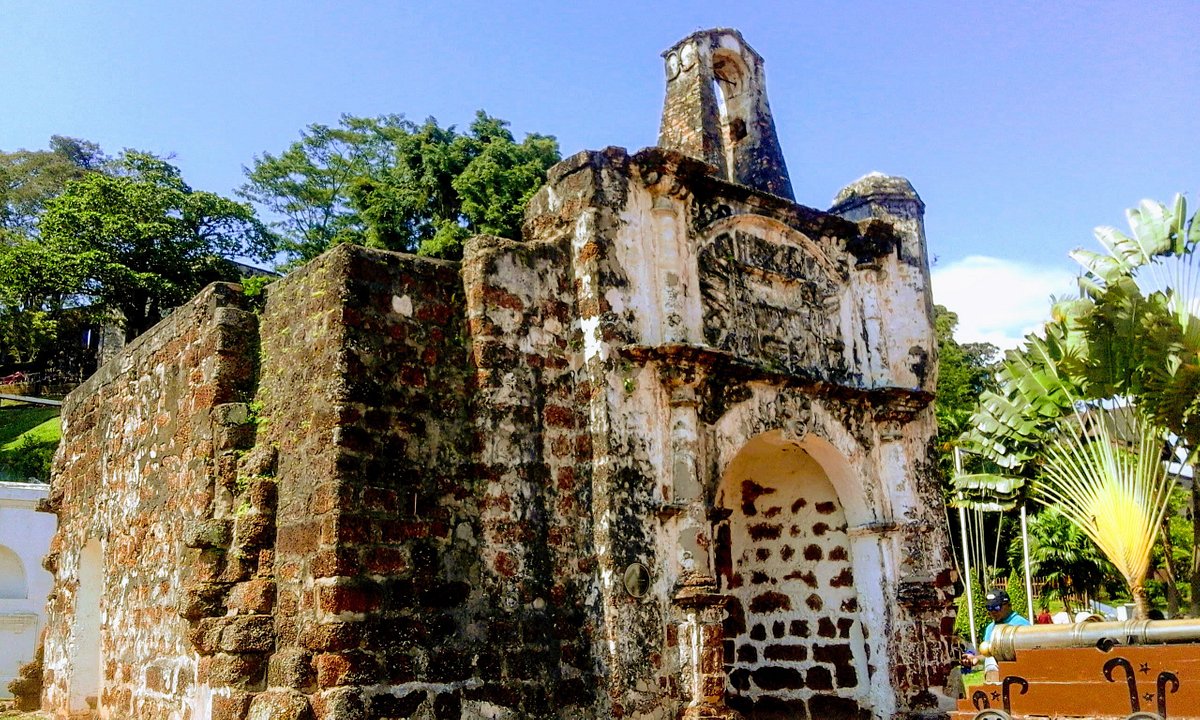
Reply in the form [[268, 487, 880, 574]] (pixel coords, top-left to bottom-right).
[[931, 256, 1077, 350]]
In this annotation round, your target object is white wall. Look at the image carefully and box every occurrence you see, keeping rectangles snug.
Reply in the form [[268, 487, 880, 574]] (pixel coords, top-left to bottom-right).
[[0, 481, 56, 698]]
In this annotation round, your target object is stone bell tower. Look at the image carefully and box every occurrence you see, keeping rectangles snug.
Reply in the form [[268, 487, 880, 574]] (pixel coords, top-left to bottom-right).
[[659, 28, 794, 200]]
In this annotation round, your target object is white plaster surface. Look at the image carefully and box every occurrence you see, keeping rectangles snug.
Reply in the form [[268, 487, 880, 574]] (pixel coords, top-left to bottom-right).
[[0, 480, 55, 698]]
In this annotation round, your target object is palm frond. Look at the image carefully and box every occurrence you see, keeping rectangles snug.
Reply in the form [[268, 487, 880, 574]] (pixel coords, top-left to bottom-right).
[[1033, 408, 1173, 596]]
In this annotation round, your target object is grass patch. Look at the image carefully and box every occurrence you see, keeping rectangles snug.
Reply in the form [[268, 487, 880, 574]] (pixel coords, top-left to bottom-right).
[[963, 669, 985, 689], [0, 407, 59, 448], [0, 406, 61, 482]]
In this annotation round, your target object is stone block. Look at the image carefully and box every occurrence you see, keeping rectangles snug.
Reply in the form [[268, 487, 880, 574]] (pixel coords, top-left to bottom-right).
[[248, 477, 277, 510], [179, 582, 232, 620], [433, 692, 461, 719], [750, 666, 803, 691], [229, 578, 276, 614], [763, 643, 807, 662], [367, 691, 425, 718], [218, 549, 257, 583], [206, 652, 268, 689], [213, 402, 250, 426], [210, 690, 252, 720], [317, 580, 381, 615], [805, 665, 833, 691], [312, 687, 368, 720], [311, 548, 360, 578], [817, 617, 838, 638], [235, 511, 275, 549], [268, 647, 316, 691], [216, 421, 256, 451], [238, 445, 279, 478], [247, 689, 313, 720], [189, 617, 225, 655], [220, 615, 276, 653], [184, 519, 233, 549], [299, 621, 363, 652], [314, 649, 382, 688]]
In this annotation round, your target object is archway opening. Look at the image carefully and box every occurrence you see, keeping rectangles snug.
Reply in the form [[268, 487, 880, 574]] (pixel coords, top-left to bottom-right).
[[0, 545, 26, 599], [69, 539, 103, 713], [714, 432, 869, 719], [711, 51, 748, 141]]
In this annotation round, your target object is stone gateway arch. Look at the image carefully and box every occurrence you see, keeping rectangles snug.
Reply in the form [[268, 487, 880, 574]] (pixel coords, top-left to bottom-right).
[[39, 28, 954, 720]]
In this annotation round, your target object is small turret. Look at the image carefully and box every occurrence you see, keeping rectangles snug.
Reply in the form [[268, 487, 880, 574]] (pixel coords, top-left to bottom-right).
[[658, 28, 794, 200]]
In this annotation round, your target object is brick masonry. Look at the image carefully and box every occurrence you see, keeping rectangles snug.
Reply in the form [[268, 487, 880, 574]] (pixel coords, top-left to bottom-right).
[[39, 28, 954, 720]]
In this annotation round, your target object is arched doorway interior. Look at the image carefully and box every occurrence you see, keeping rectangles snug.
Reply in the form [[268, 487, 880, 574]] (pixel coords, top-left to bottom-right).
[[713, 432, 870, 719]]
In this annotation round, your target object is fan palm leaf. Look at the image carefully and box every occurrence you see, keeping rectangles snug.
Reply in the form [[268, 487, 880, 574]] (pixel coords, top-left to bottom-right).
[[1034, 407, 1173, 617]]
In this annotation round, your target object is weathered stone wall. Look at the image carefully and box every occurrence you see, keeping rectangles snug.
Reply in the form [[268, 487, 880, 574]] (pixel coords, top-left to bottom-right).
[[41, 283, 258, 719], [522, 144, 953, 719], [248, 245, 480, 719], [463, 234, 598, 716]]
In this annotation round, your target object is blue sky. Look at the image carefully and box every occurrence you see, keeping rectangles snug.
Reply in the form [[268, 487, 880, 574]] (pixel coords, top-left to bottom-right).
[[3, 1, 1197, 346]]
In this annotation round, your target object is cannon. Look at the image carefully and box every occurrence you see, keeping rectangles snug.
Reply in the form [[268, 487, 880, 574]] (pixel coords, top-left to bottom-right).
[[952, 620, 1200, 720], [987, 618, 1200, 662]]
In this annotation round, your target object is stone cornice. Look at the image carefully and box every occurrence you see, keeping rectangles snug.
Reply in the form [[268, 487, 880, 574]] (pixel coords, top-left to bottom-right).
[[619, 343, 933, 421]]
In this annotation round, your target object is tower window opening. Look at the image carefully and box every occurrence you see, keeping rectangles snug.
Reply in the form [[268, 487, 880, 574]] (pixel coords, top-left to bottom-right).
[[711, 53, 745, 138]]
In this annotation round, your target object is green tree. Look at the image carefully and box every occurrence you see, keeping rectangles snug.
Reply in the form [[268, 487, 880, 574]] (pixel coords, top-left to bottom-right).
[[1005, 569, 1029, 622], [239, 115, 407, 262], [33, 152, 274, 339], [958, 327, 1175, 615], [0, 137, 108, 368], [954, 570, 988, 647], [955, 197, 1200, 617], [1010, 507, 1113, 615], [0, 136, 106, 234], [1147, 485, 1193, 614], [1039, 407, 1174, 616], [351, 111, 560, 259], [242, 111, 560, 263], [933, 305, 998, 484], [0, 238, 90, 365]]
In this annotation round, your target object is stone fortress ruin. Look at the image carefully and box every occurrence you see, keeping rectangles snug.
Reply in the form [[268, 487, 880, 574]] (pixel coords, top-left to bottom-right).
[[37, 28, 955, 720]]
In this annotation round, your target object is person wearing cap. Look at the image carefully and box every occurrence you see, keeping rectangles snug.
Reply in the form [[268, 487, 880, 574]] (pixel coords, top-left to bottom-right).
[[963, 589, 1031, 681]]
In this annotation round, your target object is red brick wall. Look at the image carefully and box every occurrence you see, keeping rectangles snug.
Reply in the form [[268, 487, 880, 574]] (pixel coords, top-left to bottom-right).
[[42, 283, 258, 719]]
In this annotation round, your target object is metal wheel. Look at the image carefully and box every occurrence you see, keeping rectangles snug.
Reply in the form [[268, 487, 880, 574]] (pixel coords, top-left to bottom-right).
[[972, 711, 1012, 720], [1124, 713, 1164, 720]]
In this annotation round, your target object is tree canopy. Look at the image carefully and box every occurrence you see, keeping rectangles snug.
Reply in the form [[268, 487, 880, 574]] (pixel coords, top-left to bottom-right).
[[933, 305, 998, 487], [238, 115, 405, 262], [241, 111, 560, 263], [35, 152, 273, 339], [0, 143, 274, 364], [0, 136, 107, 237]]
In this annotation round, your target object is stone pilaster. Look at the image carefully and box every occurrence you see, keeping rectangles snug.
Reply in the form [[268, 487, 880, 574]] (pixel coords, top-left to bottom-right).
[[674, 573, 744, 720]]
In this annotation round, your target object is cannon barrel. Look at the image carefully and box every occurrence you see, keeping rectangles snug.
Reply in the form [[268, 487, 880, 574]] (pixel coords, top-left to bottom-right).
[[988, 618, 1200, 661]]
